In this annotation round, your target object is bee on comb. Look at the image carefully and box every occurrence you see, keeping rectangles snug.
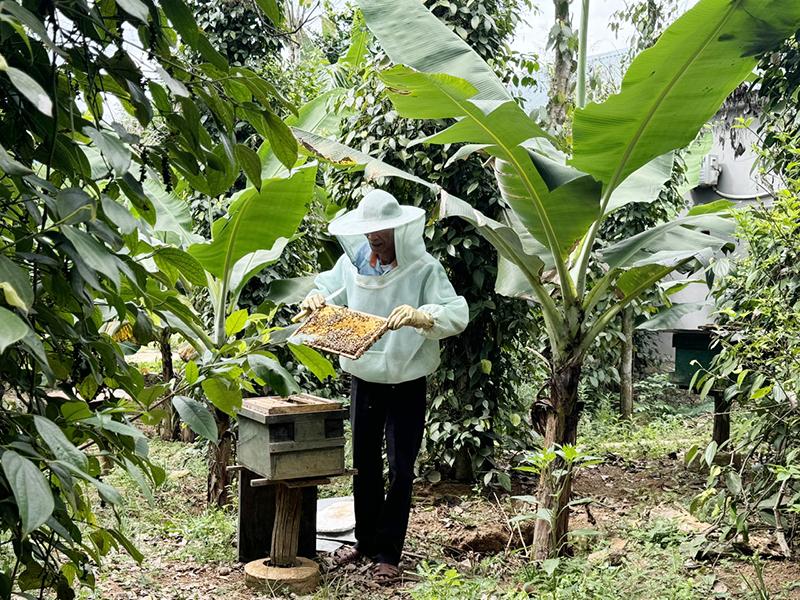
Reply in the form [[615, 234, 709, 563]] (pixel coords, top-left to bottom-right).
[[294, 305, 388, 359]]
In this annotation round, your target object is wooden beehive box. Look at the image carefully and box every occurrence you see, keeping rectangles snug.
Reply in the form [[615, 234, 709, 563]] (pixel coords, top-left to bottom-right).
[[237, 394, 348, 481]]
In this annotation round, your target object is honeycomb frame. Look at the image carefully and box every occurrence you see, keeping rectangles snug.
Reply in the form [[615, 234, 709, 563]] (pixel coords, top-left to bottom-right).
[[294, 304, 388, 359]]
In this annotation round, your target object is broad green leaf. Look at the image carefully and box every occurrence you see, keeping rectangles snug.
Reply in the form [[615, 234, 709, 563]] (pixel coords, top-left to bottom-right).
[[153, 247, 207, 286], [724, 471, 742, 495], [235, 144, 262, 190], [155, 65, 189, 98], [601, 213, 734, 270], [410, 101, 548, 148], [686, 199, 734, 216], [142, 170, 194, 244], [137, 385, 166, 408], [255, 0, 281, 23], [161, 0, 227, 69], [248, 354, 300, 396], [194, 34, 228, 70], [108, 528, 144, 563], [678, 133, 714, 197], [378, 66, 573, 278], [82, 414, 145, 440], [288, 343, 337, 382], [542, 558, 560, 577], [637, 302, 707, 331], [1, 450, 54, 536], [0, 306, 28, 353], [0, 255, 33, 312], [3, 64, 52, 116], [161, 0, 200, 47], [188, 165, 316, 279], [263, 110, 298, 170], [493, 157, 601, 260], [56, 188, 95, 224], [704, 440, 718, 466], [119, 173, 157, 225], [116, 0, 150, 22], [439, 192, 544, 292], [263, 275, 317, 306], [0, 142, 32, 175], [495, 256, 536, 301], [380, 67, 550, 147], [122, 457, 153, 502], [33, 416, 88, 471], [260, 89, 346, 178], [340, 10, 369, 70], [62, 226, 121, 289], [293, 128, 435, 189], [572, 0, 800, 191], [225, 309, 248, 337], [184, 360, 199, 384], [228, 237, 291, 302], [201, 378, 242, 416], [605, 153, 675, 214], [172, 395, 218, 442], [358, 0, 509, 101], [615, 264, 680, 303], [83, 127, 131, 177], [52, 459, 123, 504]]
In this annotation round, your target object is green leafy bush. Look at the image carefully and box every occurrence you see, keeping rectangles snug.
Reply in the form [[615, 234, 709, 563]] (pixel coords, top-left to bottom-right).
[[690, 162, 800, 549]]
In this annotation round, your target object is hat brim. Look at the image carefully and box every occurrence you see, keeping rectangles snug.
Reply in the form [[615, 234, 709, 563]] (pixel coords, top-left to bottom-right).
[[328, 205, 425, 235]]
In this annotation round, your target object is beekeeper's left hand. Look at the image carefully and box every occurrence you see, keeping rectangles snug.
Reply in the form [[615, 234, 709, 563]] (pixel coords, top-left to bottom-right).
[[387, 305, 434, 330]]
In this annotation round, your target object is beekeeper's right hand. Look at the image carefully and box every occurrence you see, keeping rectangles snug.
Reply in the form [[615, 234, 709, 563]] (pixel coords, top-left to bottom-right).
[[291, 293, 326, 323]]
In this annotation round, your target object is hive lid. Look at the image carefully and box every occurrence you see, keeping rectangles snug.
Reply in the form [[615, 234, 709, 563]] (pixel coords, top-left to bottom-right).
[[240, 394, 343, 423], [292, 304, 388, 360]]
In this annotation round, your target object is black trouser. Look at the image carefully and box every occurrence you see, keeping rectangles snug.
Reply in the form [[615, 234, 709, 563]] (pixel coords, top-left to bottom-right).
[[350, 376, 427, 566]]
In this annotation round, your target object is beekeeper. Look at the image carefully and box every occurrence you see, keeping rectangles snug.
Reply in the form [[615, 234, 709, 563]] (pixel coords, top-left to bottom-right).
[[294, 189, 468, 583]]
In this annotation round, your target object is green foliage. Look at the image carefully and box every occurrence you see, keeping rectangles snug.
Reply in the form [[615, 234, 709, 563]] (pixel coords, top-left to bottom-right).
[[99, 439, 237, 565], [576, 375, 711, 461], [689, 159, 800, 546], [412, 561, 528, 600], [185, 0, 283, 66], [322, 0, 538, 480], [578, 154, 689, 399], [516, 545, 717, 600], [756, 34, 800, 174], [0, 0, 319, 595]]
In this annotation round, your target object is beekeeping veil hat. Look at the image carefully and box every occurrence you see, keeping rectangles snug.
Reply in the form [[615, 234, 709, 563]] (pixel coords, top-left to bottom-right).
[[328, 189, 424, 235]]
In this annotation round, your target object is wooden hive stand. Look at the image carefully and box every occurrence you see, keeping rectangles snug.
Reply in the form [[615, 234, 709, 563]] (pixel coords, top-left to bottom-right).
[[233, 394, 352, 594]]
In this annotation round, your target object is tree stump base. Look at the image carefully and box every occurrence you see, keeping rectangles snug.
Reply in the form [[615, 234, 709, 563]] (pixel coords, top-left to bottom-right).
[[244, 557, 320, 595]]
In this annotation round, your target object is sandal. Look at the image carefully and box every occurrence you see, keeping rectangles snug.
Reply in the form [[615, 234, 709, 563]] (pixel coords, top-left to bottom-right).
[[372, 562, 401, 585], [332, 545, 362, 566]]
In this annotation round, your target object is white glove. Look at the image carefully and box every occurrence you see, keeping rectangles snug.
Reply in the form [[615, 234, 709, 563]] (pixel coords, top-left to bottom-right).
[[292, 293, 326, 322], [387, 305, 434, 330]]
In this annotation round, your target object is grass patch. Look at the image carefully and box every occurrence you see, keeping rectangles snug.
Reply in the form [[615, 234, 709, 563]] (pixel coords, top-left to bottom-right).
[[577, 375, 713, 461], [99, 438, 238, 565]]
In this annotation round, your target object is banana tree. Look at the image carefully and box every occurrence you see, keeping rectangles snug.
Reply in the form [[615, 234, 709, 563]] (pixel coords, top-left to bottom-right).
[[150, 93, 345, 505], [298, 0, 800, 557]]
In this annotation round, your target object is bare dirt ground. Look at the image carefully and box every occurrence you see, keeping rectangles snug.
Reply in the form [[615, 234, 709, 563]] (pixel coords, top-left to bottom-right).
[[87, 448, 799, 600]]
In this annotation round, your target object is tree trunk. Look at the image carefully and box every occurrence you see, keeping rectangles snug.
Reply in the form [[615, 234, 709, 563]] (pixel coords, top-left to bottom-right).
[[547, 0, 576, 129], [158, 331, 178, 441], [532, 363, 582, 560], [620, 307, 634, 419], [181, 424, 196, 443], [712, 391, 730, 446], [207, 409, 233, 508]]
